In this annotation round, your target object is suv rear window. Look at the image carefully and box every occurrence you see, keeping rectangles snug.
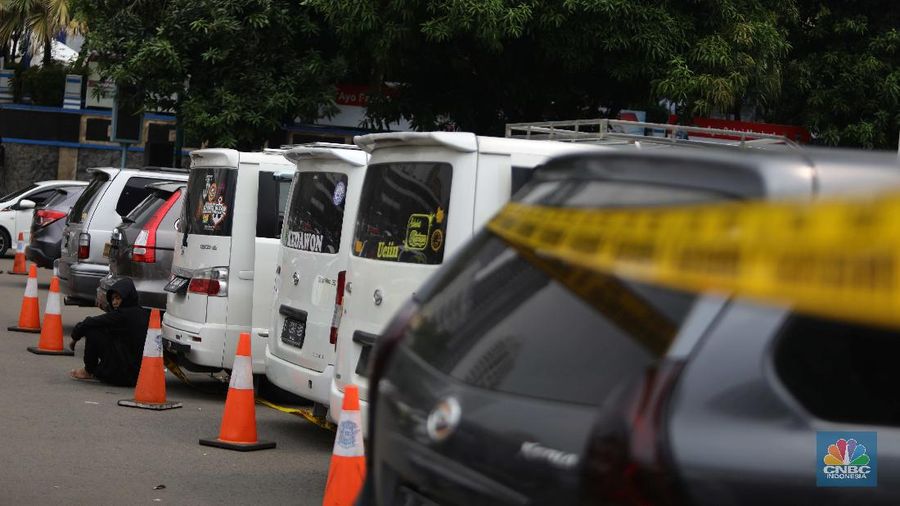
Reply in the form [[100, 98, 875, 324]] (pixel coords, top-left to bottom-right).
[[353, 162, 452, 264], [116, 176, 160, 216], [283, 172, 348, 254], [126, 189, 177, 227], [43, 187, 86, 210], [406, 234, 697, 406], [186, 168, 237, 236], [68, 174, 109, 224]]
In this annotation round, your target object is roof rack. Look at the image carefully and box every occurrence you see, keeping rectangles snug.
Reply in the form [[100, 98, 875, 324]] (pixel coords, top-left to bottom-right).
[[134, 166, 190, 173], [505, 119, 802, 152]]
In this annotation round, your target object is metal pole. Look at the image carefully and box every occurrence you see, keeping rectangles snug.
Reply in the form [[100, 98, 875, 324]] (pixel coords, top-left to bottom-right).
[[120, 143, 127, 169]]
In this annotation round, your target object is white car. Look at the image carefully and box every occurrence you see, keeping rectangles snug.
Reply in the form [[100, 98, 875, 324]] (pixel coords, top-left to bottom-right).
[[0, 180, 87, 254], [265, 143, 368, 411], [330, 132, 610, 429], [162, 148, 293, 374]]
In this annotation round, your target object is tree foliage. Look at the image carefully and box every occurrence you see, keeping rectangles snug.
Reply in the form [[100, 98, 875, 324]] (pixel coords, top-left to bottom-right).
[[74, 0, 344, 149], [1, 0, 80, 66], [310, 0, 795, 134], [768, 1, 900, 148]]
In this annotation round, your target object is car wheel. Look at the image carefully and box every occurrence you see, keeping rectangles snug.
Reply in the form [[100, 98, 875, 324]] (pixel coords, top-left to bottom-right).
[[0, 228, 10, 257]]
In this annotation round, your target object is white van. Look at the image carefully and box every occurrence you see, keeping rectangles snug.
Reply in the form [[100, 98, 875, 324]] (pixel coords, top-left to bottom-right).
[[265, 144, 369, 408], [329, 132, 608, 426], [161, 149, 293, 373]]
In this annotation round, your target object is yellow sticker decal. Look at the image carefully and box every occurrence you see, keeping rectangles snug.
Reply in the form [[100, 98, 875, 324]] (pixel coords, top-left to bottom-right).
[[405, 213, 433, 251], [436, 207, 445, 224], [430, 229, 444, 252], [354, 239, 363, 254], [377, 241, 400, 260]]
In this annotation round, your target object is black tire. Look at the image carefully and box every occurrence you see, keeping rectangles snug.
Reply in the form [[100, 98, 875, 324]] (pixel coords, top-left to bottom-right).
[[0, 228, 10, 257]]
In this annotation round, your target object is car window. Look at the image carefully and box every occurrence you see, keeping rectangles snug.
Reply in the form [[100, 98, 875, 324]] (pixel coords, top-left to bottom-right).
[[41, 187, 85, 210], [353, 162, 452, 264], [0, 184, 38, 203], [283, 172, 348, 254], [25, 189, 58, 206], [775, 315, 900, 426], [116, 176, 161, 216], [125, 190, 173, 227], [186, 168, 237, 236], [256, 172, 291, 239], [406, 234, 697, 406], [68, 174, 109, 224]]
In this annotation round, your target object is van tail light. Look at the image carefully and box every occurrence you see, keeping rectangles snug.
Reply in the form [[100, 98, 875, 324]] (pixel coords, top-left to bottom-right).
[[36, 209, 67, 228], [78, 233, 90, 259], [582, 359, 687, 506], [133, 190, 181, 264], [366, 301, 419, 437], [188, 267, 229, 296], [330, 270, 347, 347]]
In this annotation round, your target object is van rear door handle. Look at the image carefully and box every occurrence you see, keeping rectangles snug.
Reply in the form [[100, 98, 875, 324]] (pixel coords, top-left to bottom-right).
[[238, 270, 254, 280]]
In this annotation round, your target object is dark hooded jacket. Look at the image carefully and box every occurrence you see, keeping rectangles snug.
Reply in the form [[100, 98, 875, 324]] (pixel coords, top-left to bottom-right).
[[72, 278, 149, 386]]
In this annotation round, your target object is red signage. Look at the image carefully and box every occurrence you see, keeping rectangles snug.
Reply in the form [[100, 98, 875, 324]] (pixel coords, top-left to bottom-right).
[[336, 85, 369, 107], [668, 115, 811, 143]]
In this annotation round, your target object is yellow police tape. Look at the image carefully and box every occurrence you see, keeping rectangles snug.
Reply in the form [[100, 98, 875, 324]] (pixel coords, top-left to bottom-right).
[[486, 194, 900, 329], [164, 355, 335, 431]]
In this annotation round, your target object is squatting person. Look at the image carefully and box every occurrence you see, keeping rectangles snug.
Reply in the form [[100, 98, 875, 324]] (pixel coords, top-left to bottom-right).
[[68, 278, 148, 385]]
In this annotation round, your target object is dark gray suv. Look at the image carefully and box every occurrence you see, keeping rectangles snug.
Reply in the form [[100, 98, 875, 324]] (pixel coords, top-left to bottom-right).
[[97, 182, 185, 310], [360, 148, 900, 505]]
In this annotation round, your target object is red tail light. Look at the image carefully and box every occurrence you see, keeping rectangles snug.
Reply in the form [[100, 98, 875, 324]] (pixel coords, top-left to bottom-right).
[[188, 278, 221, 295], [330, 270, 347, 346], [78, 233, 90, 259], [583, 360, 686, 505], [133, 190, 181, 263], [187, 267, 229, 296], [36, 209, 67, 227]]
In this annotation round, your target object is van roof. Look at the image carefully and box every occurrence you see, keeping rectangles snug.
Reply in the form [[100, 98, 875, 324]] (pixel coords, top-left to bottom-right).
[[190, 148, 294, 169], [355, 131, 612, 158], [284, 145, 369, 167], [533, 147, 900, 200]]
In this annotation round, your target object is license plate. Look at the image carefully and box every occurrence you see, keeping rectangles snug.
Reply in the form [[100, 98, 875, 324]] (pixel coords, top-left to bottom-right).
[[355, 344, 372, 377], [281, 316, 307, 348], [102, 242, 111, 257], [164, 276, 190, 293]]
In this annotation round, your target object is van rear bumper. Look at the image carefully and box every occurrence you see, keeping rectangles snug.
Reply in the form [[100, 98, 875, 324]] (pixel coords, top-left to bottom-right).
[[265, 348, 334, 406], [162, 313, 226, 372]]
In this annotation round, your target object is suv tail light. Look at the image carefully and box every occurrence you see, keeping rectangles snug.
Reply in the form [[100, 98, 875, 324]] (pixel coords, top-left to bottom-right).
[[329, 270, 347, 347], [133, 190, 181, 263], [78, 233, 90, 259], [188, 267, 229, 296], [36, 209, 67, 227], [583, 359, 686, 505]]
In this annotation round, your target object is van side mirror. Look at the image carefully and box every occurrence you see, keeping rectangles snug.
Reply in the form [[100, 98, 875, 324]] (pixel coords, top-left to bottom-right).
[[16, 199, 36, 210]]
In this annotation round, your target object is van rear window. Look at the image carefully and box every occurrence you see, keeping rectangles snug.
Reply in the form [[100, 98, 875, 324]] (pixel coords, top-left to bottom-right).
[[186, 168, 237, 236], [353, 162, 452, 264], [283, 172, 348, 254]]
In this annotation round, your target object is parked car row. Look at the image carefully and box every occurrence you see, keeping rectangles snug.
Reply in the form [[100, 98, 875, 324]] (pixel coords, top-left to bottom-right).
[[33, 131, 900, 504]]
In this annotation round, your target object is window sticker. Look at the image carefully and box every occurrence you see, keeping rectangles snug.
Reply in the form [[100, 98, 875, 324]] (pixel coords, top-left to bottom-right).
[[405, 213, 433, 251], [199, 176, 229, 231], [286, 230, 325, 253], [377, 241, 400, 259], [333, 181, 346, 207], [431, 229, 444, 252]]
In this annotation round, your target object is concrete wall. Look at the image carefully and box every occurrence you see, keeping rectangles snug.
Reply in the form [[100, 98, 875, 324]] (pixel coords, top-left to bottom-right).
[[76, 148, 143, 180], [0, 143, 59, 194]]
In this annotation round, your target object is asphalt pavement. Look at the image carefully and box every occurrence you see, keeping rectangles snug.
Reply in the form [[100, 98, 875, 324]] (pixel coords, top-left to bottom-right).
[[0, 257, 334, 505]]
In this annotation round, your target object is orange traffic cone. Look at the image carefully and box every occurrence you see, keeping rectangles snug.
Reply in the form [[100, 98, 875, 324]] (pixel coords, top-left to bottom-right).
[[199, 332, 275, 451], [8, 264, 41, 333], [9, 232, 27, 275], [322, 384, 366, 506], [27, 276, 73, 355], [119, 309, 182, 410]]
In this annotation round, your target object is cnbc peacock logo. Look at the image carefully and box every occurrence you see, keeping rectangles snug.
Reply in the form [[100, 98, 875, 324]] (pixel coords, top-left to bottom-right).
[[817, 432, 877, 487]]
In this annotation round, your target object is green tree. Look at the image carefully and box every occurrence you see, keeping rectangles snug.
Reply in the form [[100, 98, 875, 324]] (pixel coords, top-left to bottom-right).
[[311, 0, 795, 134], [74, 0, 344, 149], [0, 0, 80, 67], [769, 1, 900, 148]]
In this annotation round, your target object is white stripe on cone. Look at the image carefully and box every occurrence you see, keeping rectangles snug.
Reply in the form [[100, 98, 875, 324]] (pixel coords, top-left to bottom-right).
[[229, 355, 254, 390], [24, 276, 38, 298], [16, 240, 24, 253], [142, 328, 162, 358], [45, 284, 60, 315], [332, 407, 365, 457]]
